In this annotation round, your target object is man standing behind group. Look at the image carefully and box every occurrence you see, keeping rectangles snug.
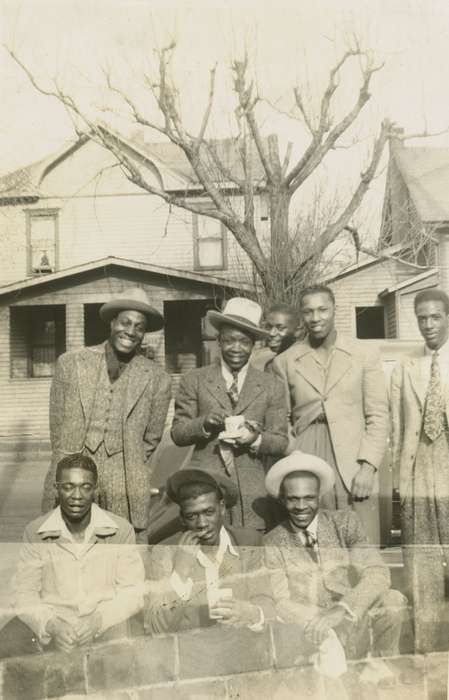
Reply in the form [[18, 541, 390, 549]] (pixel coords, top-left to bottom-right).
[[391, 288, 449, 652], [171, 298, 288, 531], [251, 303, 300, 372], [273, 285, 389, 543], [42, 288, 172, 540]]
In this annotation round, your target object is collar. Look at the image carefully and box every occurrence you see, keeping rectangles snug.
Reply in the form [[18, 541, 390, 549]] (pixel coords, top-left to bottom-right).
[[424, 336, 449, 358], [288, 513, 319, 540], [196, 526, 239, 569], [294, 333, 353, 359], [221, 359, 249, 381], [37, 503, 119, 540]]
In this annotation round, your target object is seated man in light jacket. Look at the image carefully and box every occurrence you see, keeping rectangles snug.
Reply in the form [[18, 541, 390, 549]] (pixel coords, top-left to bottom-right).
[[144, 469, 274, 634], [264, 451, 407, 665], [0, 453, 144, 658]]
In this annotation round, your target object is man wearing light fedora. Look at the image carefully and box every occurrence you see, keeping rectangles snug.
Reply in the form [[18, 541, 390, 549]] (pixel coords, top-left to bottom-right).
[[171, 297, 288, 531], [41, 288, 172, 539], [264, 451, 406, 662], [144, 469, 273, 634]]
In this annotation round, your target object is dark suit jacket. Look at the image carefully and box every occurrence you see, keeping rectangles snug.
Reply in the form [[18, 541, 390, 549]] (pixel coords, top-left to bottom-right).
[[143, 526, 274, 633], [170, 361, 288, 529], [42, 342, 172, 528], [264, 509, 390, 624]]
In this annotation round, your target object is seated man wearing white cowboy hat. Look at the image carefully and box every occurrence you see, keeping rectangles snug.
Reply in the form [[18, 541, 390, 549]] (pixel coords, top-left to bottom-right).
[[41, 288, 172, 541], [264, 451, 407, 664], [144, 469, 274, 634], [170, 297, 288, 531]]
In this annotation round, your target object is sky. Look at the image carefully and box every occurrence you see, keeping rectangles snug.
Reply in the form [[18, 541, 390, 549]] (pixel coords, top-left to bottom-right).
[[2, 0, 449, 244]]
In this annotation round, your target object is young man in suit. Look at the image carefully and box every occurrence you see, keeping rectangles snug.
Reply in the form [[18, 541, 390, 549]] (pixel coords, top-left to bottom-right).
[[391, 288, 449, 652], [144, 469, 273, 634], [0, 454, 144, 658], [171, 297, 288, 530], [264, 452, 406, 664], [273, 285, 389, 543], [41, 288, 172, 540]]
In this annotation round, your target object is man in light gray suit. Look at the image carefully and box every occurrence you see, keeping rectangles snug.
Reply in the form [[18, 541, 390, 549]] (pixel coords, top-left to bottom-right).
[[42, 288, 172, 539], [273, 285, 389, 543]]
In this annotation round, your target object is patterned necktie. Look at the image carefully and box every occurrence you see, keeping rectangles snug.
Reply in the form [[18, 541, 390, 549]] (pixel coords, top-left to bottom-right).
[[228, 371, 239, 409], [423, 351, 446, 442], [303, 529, 319, 563]]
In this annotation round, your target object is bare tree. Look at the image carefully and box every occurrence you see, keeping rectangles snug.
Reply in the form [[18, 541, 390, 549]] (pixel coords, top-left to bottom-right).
[[6, 41, 402, 300]]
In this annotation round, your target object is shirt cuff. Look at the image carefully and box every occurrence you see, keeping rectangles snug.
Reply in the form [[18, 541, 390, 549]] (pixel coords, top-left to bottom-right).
[[170, 571, 193, 601], [249, 434, 262, 454], [335, 601, 357, 623], [248, 606, 265, 632]]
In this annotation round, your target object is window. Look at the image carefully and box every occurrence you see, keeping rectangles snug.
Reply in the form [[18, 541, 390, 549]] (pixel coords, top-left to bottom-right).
[[26, 209, 58, 275], [193, 206, 226, 270], [10, 305, 66, 378], [84, 304, 109, 346], [355, 306, 386, 339], [164, 299, 217, 373]]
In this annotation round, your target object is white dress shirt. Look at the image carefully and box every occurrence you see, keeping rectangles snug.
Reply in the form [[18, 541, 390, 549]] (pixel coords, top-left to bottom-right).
[[422, 337, 449, 388]]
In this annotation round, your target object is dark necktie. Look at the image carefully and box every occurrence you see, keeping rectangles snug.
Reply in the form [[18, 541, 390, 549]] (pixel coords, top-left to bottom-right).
[[423, 352, 445, 442], [303, 529, 319, 563], [228, 371, 239, 409]]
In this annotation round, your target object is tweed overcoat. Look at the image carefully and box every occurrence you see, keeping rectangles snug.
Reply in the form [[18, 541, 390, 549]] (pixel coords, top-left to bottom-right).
[[272, 336, 389, 490], [42, 342, 172, 528], [264, 509, 391, 623], [390, 345, 439, 502], [170, 362, 288, 529]]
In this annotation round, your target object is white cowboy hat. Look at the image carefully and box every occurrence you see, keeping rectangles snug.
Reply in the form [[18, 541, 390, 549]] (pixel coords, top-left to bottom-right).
[[207, 297, 269, 339], [99, 287, 164, 332], [265, 450, 335, 498]]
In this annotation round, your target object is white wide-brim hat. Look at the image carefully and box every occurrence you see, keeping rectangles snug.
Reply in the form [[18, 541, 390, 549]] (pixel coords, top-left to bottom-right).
[[207, 297, 269, 339], [265, 450, 335, 498], [99, 287, 164, 332]]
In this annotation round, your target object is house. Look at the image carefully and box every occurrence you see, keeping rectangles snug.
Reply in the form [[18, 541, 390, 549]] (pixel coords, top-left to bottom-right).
[[0, 130, 266, 439]]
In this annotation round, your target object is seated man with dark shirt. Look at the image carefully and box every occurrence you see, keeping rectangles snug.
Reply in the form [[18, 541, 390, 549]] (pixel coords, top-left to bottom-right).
[[0, 454, 144, 658], [144, 469, 274, 634]]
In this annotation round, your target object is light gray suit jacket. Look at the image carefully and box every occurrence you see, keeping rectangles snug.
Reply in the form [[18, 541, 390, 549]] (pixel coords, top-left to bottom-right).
[[42, 342, 172, 528]]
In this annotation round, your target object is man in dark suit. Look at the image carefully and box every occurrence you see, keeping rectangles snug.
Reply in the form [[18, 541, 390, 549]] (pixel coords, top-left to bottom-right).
[[144, 469, 274, 634], [42, 288, 172, 540], [264, 452, 406, 663], [171, 297, 288, 531]]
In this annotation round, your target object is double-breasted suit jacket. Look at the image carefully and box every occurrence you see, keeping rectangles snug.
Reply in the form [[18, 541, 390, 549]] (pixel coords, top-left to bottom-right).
[[390, 346, 439, 502], [170, 362, 288, 529], [272, 336, 389, 492], [42, 342, 172, 528]]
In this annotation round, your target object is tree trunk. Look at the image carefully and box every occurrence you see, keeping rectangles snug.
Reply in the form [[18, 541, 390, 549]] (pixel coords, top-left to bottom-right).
[[269, 186, 291, 261]]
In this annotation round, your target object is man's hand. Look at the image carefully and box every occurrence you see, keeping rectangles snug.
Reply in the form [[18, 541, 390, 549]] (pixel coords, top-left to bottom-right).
[[46, 617, 77, 653], [210, 599, 260, 626], [351, 461, 376, 500], [173, 530, 201, 581], [203, 412, 226, 434], [234, 425, 259, 447], [74, 612, 102, 646], [303, 606, 347, 647]]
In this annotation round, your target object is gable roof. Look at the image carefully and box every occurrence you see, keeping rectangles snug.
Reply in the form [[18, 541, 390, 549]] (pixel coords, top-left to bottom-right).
[[0, 127, 268, 203], [0, 256, 253, 299], [393, 145, 449, 222], [378, 267, 438, 297]]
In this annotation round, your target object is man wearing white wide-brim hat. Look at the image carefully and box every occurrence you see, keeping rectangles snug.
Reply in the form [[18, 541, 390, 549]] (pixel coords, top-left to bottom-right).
[[171, 297, 288, 531], [264, 451, 406, 663], [42, 288, 172, 538]]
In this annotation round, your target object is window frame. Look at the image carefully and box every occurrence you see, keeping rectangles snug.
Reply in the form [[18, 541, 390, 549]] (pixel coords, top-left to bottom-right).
[[25, 208, 59, 276], [192, 206, 227, 271]]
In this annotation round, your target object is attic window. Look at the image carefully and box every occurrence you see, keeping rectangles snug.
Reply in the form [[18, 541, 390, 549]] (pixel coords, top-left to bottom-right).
[[26, 209, 59, 275]]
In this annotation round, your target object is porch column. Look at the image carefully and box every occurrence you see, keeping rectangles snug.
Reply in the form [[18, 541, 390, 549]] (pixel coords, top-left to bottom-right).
[[437, 228, 449, 296], [66, 302, 84, 351]]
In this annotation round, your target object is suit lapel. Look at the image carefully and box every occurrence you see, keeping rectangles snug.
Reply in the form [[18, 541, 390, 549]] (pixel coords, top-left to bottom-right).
[[76, 345, 104, 421], [125, 355, 152, 418], [205, 364, 233, 413], [325, 347, 352, 394], [293, 351, 325, 395], [235, 366, 264, 414], [408, 357, 428, 407]]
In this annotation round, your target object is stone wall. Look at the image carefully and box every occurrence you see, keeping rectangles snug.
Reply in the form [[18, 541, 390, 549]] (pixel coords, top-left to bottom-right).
[[0, 623, 447, 700]]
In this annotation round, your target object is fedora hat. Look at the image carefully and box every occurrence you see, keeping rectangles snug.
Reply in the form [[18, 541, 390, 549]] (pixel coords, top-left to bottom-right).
[[265, 450, 335, 498], [167, 469, 238, 508], [207, 298, 269, 339], [99, 288, 164, 332]]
